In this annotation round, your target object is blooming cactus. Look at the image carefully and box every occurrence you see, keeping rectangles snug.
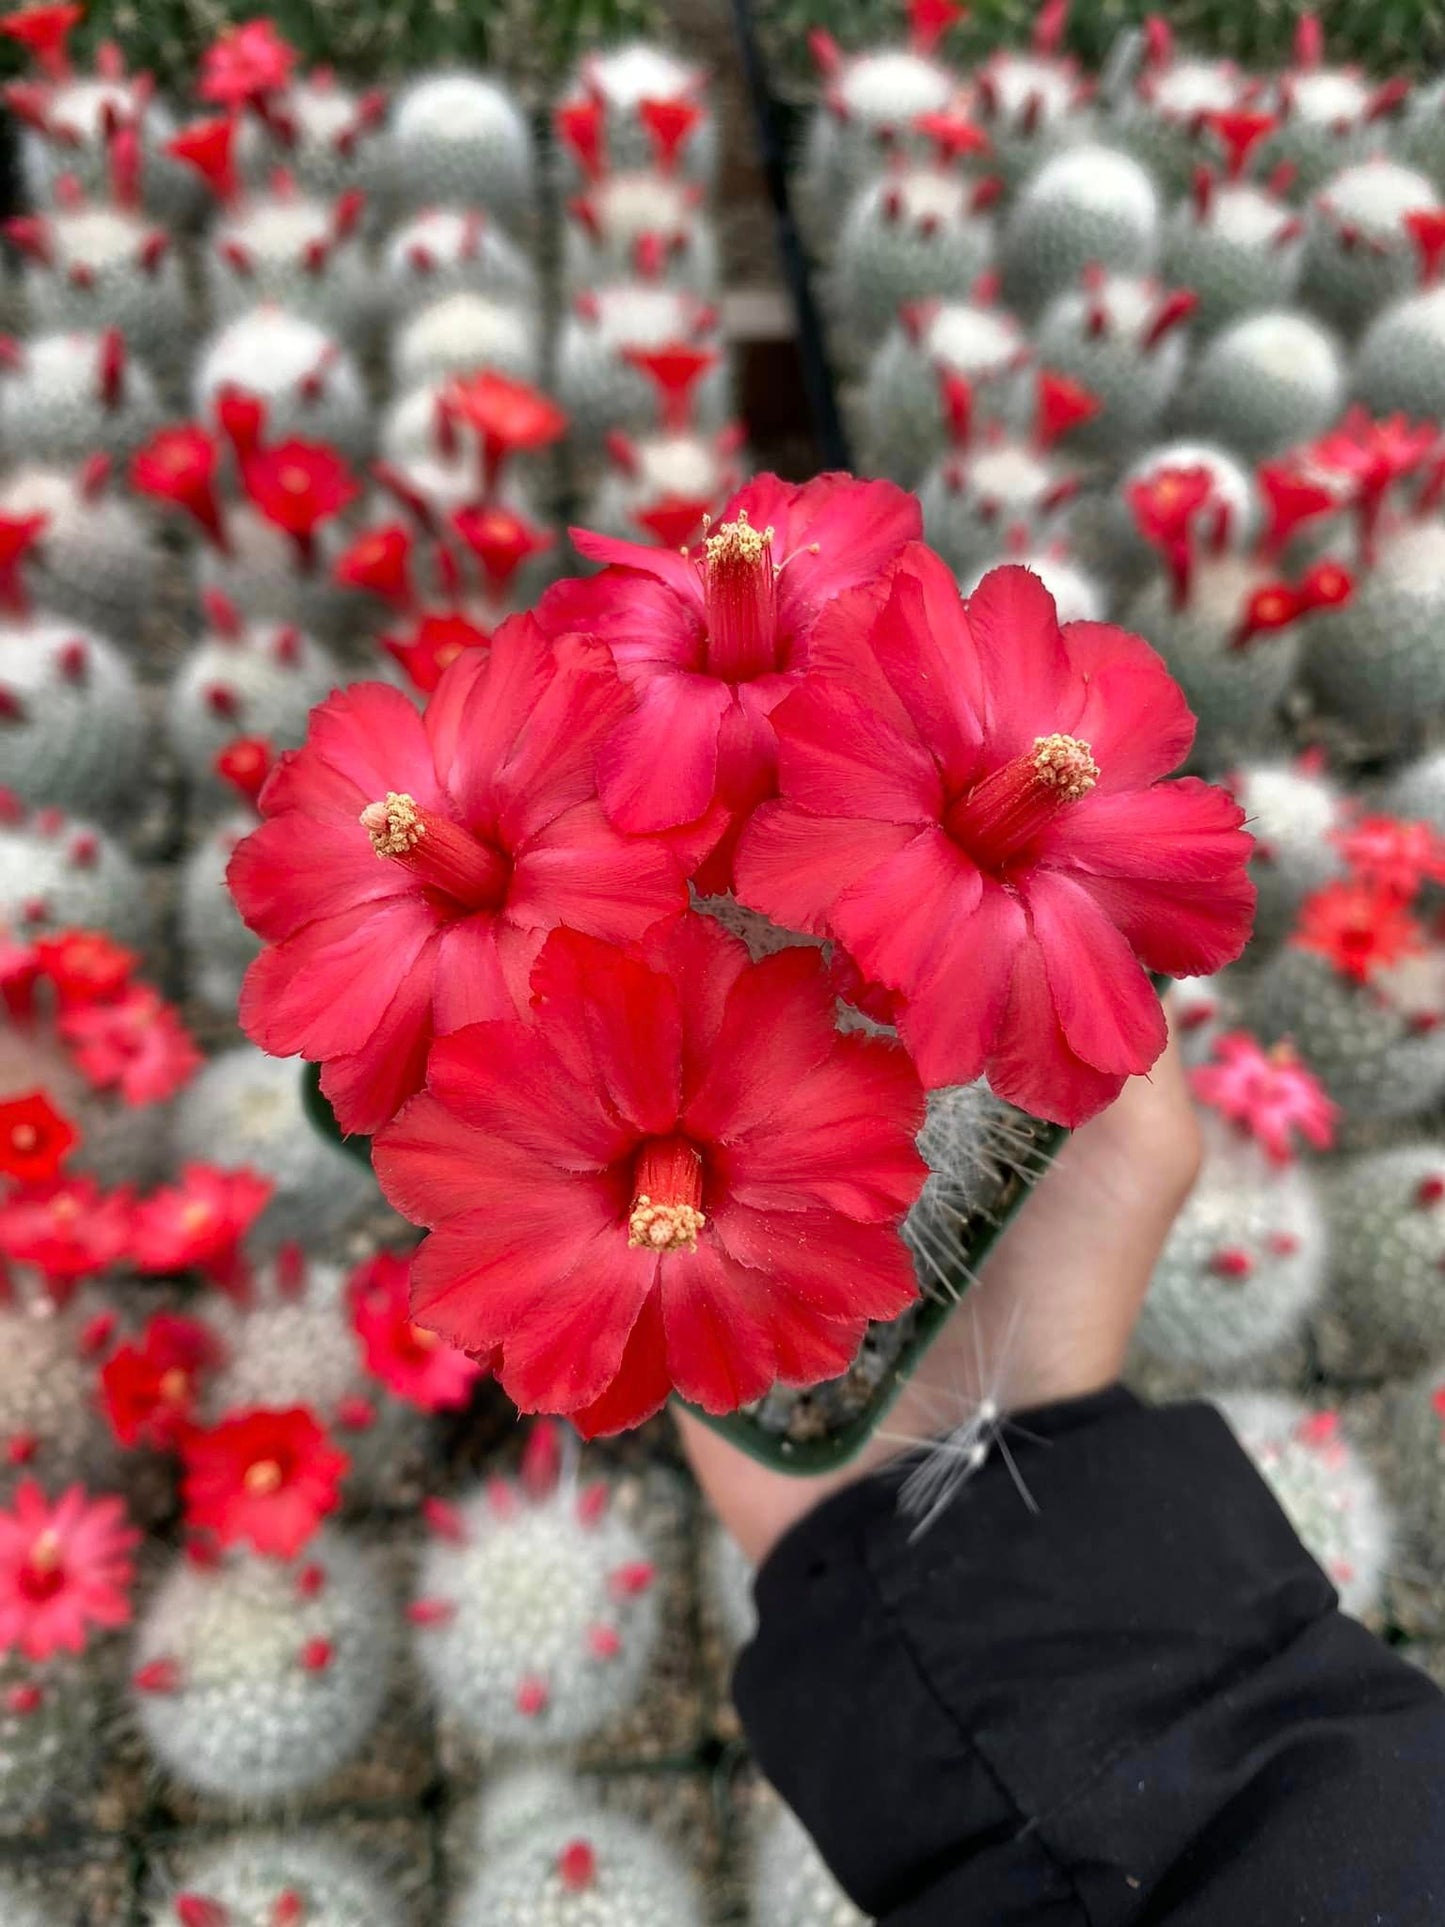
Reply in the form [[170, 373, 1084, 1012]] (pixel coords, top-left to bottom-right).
[[232, 473, 1255, 1425]]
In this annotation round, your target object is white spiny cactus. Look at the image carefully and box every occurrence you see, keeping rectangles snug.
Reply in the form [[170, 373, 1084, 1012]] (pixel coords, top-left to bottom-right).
[[131, 1530, 396, 1803], [0, 805, 152, 951], [164, 613, 341, 801], [1000, 145, 1160, 319], [204, 188, 375, 350], [380, 70, 534, 225], [410, 1428, 660, 1752], [753, 1800, 872, 1927], [555, 285, 731, 445], [454, 1769, 703, 1927], [1173, 309, 1346, 459], [1300, 158, 1438, 338], [380, 206, 538, 322], [200, 1250, 424, 1508], [0, 330, 163, 468], [388, 291, 541, 392], [1214, 1392, 1390, 1619], [858, 297, 1032, 486], [153, 1830, 404, 1927], [0, 463, 153, 644], [193, 308, 371, 468], [0, 615, 145, 818], [1322, 1146, 1445, 1377]]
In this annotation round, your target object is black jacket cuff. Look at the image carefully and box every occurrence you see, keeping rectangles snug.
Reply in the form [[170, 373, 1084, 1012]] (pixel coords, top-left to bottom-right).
[[733, 1387, 1344, 1919]]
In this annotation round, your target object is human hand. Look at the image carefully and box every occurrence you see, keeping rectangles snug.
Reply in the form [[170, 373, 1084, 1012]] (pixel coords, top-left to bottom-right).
[[674, 1024, 1202, 1566]]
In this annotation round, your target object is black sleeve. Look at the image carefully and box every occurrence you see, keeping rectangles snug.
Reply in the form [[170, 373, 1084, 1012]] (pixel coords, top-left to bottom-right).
[[733, 1386, 1445, 1925]]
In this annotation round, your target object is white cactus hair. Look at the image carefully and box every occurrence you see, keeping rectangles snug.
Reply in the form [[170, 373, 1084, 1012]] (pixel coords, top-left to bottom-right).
[[902, 1082, 1057, 1305], [885, 1291, 1043, 1538]]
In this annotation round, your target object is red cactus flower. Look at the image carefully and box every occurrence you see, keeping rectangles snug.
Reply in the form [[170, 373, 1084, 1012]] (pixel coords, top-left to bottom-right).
[[1335, 814, 1445, 901], [100, 1312, 215, 1448], [241, 440, 359, 562], [908, 0, 964, 55], [1234, 580, 1302, 650], [0, 1482, 137, 1660], [620, 342, 719, 433], [0, 512, 47, 613], [1125, 464, 1214, 604], [31, 930, 136, 1008], [381, 610, 491, 695], [0, 4, 80, 78], [349, 1250, 483, 1412], [372, 918, 926, 1435], [451, 503, 553, 590], [130, 425, 227, 550], [1257, 458, 1339, 556], [0, 1090, 77, 1186], [332, 522, 414, 607], [555, 96, 605, 182], [1404, 207, 1445, 287], [181, 1407, 348, 1559], [214, 736, 274, 806], [1307, 408, 1438, 563], [228, 617, 689, 1136], [1190, 1031, 1338, 1163], [1035, 370, 1101, 450], [443, 371, 567, 490], [1293, 877, 1425, 985], [639, 95, 704, 172], [631, 494, 715, 551], [0, 1177, 134, 1288], [215, 386, 266, 457], [130, 1164, 273, 1293], [57, 985, 202, 1105], [199, 17, 297, 108], [166, 115, 240, 204], [1205, 109, 1277, 179], [539, 473, 920, 874], [734, 555, 1255, 1124]]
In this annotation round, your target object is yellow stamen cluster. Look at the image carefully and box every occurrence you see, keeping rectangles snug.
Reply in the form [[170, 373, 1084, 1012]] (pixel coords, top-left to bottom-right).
[[244, 1458, 283, 1496], [9, 1124, 36, 1152], [627, 1196, 706, 1253], [360, 792, 425, 859], [1031, 733, 1099, 802], [705, 508, 774, 569]]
